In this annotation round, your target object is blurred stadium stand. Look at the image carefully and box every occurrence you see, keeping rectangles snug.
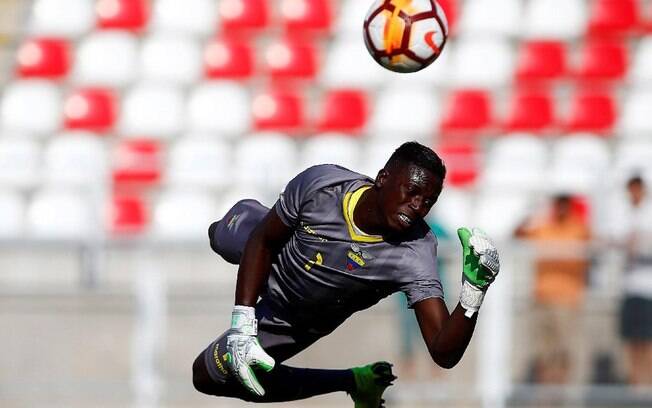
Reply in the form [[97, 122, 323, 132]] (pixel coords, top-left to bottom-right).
[[1, 0, 652, 407]]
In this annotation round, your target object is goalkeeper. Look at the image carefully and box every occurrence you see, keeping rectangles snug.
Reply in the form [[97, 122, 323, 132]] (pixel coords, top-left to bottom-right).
[[192, 142, 500, 407]]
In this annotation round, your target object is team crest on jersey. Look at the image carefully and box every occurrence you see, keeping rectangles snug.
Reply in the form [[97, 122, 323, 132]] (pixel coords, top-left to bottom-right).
[[346, 243, 372, 270]]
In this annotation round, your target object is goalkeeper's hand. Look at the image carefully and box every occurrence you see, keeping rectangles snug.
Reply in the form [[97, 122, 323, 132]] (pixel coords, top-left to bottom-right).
[[225, 305, 275, 396], [457, 227, 500, 317]]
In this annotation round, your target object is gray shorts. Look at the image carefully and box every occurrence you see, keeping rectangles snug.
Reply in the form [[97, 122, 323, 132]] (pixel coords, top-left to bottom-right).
[[204, 200, 320, 384]]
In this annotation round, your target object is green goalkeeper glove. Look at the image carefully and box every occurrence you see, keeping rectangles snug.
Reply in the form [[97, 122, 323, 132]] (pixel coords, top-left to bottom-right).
[[457, 227, 500, 317], [225, 305, 275, 396]]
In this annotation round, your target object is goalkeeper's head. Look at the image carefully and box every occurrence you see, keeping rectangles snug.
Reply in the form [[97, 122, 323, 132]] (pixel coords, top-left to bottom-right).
[[370, 141, 446, 235]]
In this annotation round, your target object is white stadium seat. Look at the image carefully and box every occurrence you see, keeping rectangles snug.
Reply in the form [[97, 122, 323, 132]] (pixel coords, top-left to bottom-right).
[[0, 138, 40, 189], [151, 0, 217, 36], [359, 139, 401, 179], [152, 189, 217, 239], [522, 0, 587, 39], [322, 36, 390, 88], [614, 141, 652, 184], [140, 34, 202, 85], [630, 37, 652, 85], [300, 134, 361, 171], [474, 193, 531, 240], [29, 0, 94, 38], [369, 86, 440, 138], [120, 84, 185, 138], [186, 83, 251, 138], [481, 134, 548, 192], [450, 37, 514, 88], [234, 133, 299, 197], [336, 0, 371, 35], [459, 0, 522, 37], [431, 188, 475, 236], [0, 189, 26, 237], [1, 81, 62, 135], [619, 90, 652, 138], [74, 32, 139, 87], [27, 189, 96, 239], [548, 135, 611, 194], [166, 138, 231, 189], [42, 132, 108, 187]]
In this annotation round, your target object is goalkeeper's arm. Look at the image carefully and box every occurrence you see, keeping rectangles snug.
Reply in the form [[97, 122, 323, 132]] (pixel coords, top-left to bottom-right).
[[414, 227, 500, 369]]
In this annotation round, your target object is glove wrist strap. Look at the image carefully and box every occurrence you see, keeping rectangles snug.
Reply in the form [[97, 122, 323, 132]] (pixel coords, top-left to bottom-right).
[[231, 305, 257, 336], [459, 280, 485, 318]]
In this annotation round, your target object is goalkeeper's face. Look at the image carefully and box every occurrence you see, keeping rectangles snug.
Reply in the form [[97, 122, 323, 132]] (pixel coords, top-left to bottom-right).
[[378, 164, 442, 233]]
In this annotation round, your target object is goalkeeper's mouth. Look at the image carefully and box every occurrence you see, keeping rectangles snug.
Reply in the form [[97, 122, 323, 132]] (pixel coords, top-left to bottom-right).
[[397, 212, 414, 227]]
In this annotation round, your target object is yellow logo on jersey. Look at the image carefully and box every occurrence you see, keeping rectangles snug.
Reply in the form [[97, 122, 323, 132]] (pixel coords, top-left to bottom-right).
[[304, 252, 323, 271]]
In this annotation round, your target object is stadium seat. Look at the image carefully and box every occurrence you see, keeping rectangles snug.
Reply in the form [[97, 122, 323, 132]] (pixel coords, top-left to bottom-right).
[[29, 0, 94, 37], [63, 88, 117, 132], [431, 187, 474, 235], [252, 90, 305, 133], [166, 138, 231, 189], [619, 90, 652, 137], [522, 0, 587, 39], [204, 37, 254, 80], [186, 83, 251, 137], [0, 139, 41, 189], [233, 133, 299, 195], [152, 189, 217, 239], [474, 193, 531, 240], [27, 189, 95, 239], [140, 34, 202, 85], [515, 41, 568, 83], [42, 132, 107, 186], [614, 141, 652, 179], [316, 89, 368, 134], [587, 0, 641, 37], [629, 37, 652, 85], [322, 36, 389, 88], [369, 85, 440, 138], [502, 89, 555, 133], [564, 90, 616, 134], [548, 135, 611, 194], [450, 37, 514, 87], [96, 0, 149, 31], [336, 0, 374, 35], [109, 194, 148, 234], [436, 143, 479, 187], [299, 133, 361, 170], [218, 0, 269, 33], [458, 0, 521, 37], [112, 139, 162, 186], [0, 81, 62, 135], [264, 38, 318, 80], [439, 89, 494, 136], [152, 0, 216, 36], [15, 37, 71, 79], [481, 134, 548, 192], [574, 40, 628, 82], [74, 32, 139, 86], [120, 84, 184, 138], [0, 190, 26, 237], [359, 139, 401, 179], [280, 0, 332, 35]]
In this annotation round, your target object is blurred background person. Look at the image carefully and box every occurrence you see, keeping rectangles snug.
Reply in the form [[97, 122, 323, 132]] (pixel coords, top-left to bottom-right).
[[514, 194, 592, 385], [610, 175, 652, 386]]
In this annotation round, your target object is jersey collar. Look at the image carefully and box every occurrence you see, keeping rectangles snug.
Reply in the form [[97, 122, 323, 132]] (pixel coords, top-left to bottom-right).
[[342, 186, 384, 243]]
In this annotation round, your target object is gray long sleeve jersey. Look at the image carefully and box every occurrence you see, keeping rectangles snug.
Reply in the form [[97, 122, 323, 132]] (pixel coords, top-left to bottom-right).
[[262, 164, 444, 336]]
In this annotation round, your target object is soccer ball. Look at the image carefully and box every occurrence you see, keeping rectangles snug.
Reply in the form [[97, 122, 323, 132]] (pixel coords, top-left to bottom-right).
[[363, 0, 448, 73]]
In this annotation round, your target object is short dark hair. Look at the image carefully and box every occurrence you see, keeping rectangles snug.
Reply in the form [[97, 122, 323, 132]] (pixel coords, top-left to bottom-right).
[[627, 175, 644, 188], [384, 141, 447, 183]]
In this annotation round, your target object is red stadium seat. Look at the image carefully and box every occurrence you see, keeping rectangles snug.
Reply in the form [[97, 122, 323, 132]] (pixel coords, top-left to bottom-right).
[[574, 40, 628, 82], [503, 89, 555, 133], [218, 0, 269, 32], [204, 38, 254, 79], [280, 0, 332, 35], [63, 88, 117, 132], [564, 90, 616, 134], [437, 143, 479, 187], [316, 89, 368, 134], [588, 0, 641, 37], [437, 0, 459, 35], [264, 39, 318, 80], [439, 89, 493, 136], [109, 194, 149, 234], [252, 90, 305, 133], [515, 41, 567, 83], [112, 139, 162, 186], [16, 38, 70, 79], [96, 0, 149, 31]]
